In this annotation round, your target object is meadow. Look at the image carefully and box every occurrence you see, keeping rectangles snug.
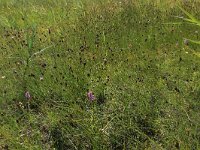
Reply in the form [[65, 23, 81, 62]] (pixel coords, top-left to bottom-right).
[[0, 0, 200, 149]]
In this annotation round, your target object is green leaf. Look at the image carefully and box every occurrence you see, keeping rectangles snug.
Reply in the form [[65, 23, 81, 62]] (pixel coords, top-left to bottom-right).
[[178, 6, 200, 27], [187, 39, 200, 45]]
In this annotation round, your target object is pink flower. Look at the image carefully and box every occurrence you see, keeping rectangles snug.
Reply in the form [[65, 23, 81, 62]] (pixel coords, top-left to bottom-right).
[[25, 91, 31, 100], [87, 91, 95, 101]]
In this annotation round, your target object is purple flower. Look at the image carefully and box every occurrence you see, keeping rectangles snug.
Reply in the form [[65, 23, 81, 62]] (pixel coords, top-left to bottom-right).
[[25, 91, 31, 100], [87, 91, 95, 101]]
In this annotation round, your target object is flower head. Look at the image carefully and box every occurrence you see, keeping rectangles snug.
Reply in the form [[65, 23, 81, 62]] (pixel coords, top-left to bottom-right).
[[40, 76, 44, 81], [87, 91, 95, 101], [184, 39, 189, 45], [25, 91, 31, 100]]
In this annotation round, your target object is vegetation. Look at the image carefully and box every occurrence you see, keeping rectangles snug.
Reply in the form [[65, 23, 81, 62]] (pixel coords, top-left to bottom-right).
[[0, 0, 200, 149]]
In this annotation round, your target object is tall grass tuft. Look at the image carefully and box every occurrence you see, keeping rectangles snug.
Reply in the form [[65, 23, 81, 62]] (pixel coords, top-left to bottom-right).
[[178, 6, 200, 43], [178, 6, 200, 57]]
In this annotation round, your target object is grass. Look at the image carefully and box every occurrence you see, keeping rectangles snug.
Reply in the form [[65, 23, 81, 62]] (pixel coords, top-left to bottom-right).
[[0, 0, 200, 149]]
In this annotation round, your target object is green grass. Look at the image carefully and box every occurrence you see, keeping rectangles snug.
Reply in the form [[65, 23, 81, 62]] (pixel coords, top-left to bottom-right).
[[0, 0, 200, 149]]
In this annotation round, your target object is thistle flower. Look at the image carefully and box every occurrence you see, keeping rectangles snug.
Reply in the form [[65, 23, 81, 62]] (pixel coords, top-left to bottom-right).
[[87, 91, 95, 101], [25, 91, 31, 100]]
